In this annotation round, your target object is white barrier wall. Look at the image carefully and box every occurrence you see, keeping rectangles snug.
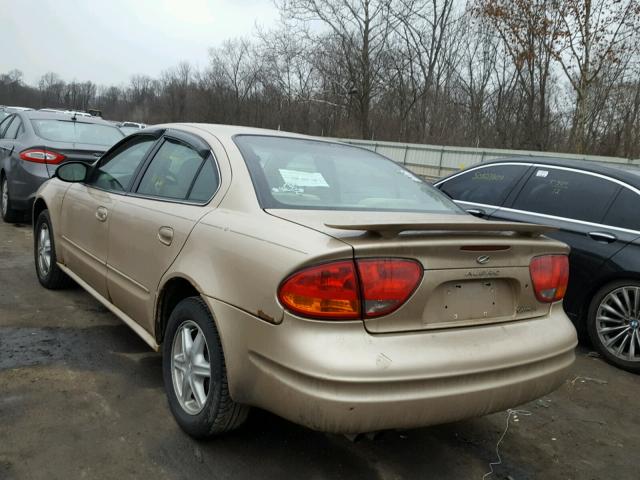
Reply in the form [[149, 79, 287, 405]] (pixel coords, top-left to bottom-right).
[[334, 138, 640, 179]]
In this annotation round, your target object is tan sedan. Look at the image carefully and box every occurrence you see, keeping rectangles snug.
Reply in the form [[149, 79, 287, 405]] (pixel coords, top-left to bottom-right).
[[32, 124, 577, 437]]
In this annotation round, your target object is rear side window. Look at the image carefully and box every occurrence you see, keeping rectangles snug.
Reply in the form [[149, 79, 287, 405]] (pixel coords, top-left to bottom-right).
[[31, 119, 124, 146], [137, 140, 205, 200], [603, 188, 640, 231], [188, 159, 219, 202], [235, 135, 460, 213], [439, 164, 528, 206], [3, 117, 20, 139], [512, 168, 619, 223]]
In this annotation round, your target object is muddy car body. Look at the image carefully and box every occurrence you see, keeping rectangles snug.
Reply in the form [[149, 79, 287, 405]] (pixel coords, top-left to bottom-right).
[[32, 124, 577, 437]]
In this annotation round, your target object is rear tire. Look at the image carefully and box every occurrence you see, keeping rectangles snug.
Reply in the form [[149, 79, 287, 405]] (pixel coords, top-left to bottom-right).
[[163, 296, 249, 438], [1, 175, 22, 223], [587, 279, 640, 374], [34, 210, 73, 289]]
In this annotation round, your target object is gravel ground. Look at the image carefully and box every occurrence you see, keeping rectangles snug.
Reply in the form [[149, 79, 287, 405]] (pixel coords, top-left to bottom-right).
[[1, 219, 639, 480]]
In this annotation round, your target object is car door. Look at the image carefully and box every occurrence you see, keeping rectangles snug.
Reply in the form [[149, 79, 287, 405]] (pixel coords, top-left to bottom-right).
[[106, 130, 220, 334], [435, 163, 532, 217], [492, 166, 628, 317], [0, 115, 18, 177], [59, 135, 159, 297]]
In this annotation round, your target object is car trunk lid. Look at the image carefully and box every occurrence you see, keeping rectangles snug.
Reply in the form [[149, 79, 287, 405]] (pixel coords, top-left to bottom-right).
[[267, 210, 569, 333], [36, 142, 106, 177]]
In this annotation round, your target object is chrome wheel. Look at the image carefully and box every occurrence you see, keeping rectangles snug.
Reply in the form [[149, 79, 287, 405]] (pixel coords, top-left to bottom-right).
[[37, 223, 52, 277], [596, 286, 640, 362], [1, 178, 7, 217], [171, 320, 211, 415]]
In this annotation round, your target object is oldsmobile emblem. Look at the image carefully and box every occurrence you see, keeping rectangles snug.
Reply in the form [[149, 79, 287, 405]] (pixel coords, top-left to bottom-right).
[[476, 255, 491, 265]]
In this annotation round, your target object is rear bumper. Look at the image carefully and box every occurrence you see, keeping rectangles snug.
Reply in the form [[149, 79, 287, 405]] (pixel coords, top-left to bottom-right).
[[206, 297, 577, 433], [8, 163, 49, 211]]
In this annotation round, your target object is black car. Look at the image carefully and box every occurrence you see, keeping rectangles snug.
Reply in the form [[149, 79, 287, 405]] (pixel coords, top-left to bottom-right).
[[0, 111, 124, 222], [435, 157, 640, 372]]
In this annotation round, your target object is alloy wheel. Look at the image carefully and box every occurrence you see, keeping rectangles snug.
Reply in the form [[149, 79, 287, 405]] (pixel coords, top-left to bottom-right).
[[596, 286, 640, 362], [37, 223, 52, 277], [171, 320, 212, 415]]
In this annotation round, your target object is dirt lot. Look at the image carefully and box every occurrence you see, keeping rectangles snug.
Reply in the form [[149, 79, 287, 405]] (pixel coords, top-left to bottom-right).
[[0, 219, 639, 480]]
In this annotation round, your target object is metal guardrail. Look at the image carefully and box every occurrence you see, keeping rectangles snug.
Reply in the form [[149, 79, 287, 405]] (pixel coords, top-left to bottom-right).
[[335, 138, 640, 180]]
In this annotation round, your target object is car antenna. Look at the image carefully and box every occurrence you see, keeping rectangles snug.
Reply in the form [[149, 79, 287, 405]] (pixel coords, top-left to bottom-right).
[[71, 112, 77, 122]]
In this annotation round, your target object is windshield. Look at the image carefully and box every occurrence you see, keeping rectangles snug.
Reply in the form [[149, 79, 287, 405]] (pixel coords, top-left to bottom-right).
[[235, 135, 462, 213], [31, 119, 124, 146]]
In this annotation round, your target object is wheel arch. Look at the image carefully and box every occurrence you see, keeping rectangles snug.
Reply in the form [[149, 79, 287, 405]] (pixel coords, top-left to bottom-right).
[[32, 197, 48, 229], [577, 272, 640, 324], [155, 275, 206, 345]]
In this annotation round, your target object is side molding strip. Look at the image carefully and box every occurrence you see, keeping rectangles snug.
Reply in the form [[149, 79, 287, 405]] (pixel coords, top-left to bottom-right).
[[57, 263, 159, 351]]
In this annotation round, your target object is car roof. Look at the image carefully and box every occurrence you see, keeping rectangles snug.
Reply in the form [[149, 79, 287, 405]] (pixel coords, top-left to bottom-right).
[[476, 156, 640, 188], [19, 111, 114, 124], [162, 122, 334, 143]]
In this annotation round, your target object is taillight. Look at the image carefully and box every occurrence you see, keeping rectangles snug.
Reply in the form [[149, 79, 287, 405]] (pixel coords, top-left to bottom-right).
[[278, 258, 423, 320], [278, 261, 360, 319], [529, 255, 569, 303], [357, 259, 423, 317], [19, 149, 66, 164]]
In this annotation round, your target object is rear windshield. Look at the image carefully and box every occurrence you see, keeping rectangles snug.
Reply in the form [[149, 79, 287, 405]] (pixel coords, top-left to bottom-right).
[[31, 119, 124, 146], [234, 135, 462, 213]]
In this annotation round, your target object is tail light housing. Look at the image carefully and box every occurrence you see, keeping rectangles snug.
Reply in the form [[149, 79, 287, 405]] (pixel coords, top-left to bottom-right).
[[278, 258, 423, 320], [19, 149, 66, 164], [529, 255, 569, 303]]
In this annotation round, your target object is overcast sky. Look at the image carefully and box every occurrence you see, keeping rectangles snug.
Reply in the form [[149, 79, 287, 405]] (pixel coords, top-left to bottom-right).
[[1, 0, 279, 86]]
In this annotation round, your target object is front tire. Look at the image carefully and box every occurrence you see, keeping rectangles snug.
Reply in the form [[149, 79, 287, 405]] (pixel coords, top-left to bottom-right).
[[587, 280, 640, 373], [162, 297, 249, 438], [34, 210, 73, 289], [1, 175, 22, 223]]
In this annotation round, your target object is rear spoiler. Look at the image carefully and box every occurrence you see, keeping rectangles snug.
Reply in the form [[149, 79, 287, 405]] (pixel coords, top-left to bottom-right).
[[324, 220, 556, 238]]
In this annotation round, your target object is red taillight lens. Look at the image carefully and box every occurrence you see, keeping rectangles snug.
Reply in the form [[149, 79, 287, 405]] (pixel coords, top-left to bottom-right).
[[19, 149, 66, 164], [357, 259, 423, 317], [278, 261, 360, 319], [529, 255, 569, 303], [278, 258, 423, 320]]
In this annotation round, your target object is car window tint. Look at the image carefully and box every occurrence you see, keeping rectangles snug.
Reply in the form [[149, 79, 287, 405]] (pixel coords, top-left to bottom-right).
[[188, 159, 219, 202], [439, 165, 528, 206], [235, 135, 461, 213], [137, 140, 204, 200], [512, 168, 619, 223], [91, 137, 156, 192], [603, 188, 640, 231], [2, 117, 18, 139]]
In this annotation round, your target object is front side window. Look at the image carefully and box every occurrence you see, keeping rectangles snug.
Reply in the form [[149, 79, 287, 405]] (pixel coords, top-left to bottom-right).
[[235, 135, 461, 213], [439, 164, 529, 206], [31, 119, 124, 146], [603, 188, 640, 231], [90, 137, 156, 192], [136, 140, 206, 200], [512, 168, 619, 223]]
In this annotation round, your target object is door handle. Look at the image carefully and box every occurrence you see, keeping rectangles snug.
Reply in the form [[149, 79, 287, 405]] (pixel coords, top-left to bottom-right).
[[95, 206, 108, 222], [588, 231, 617, 243], [158, 226, 174, 246]]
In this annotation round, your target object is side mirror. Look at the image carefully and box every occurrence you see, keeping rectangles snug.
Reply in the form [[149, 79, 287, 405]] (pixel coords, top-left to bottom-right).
[[55, 162, 89, 182]]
